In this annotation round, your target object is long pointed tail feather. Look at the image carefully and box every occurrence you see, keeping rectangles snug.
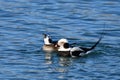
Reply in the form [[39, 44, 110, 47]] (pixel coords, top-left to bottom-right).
[[88, 36, 102, 51], [88, 27, 105, 51]]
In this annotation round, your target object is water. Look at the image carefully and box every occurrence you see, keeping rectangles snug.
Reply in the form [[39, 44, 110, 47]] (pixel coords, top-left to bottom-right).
[[0, 0, 120, 80]]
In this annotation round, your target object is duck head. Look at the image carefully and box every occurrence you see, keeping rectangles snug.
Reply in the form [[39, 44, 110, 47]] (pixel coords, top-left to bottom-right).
[[56, 38, 71, 51], [43, 34, 52, 45]]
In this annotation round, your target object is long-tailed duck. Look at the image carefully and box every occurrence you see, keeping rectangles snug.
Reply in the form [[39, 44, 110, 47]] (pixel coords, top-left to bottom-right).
[[42, 34, 76, 52], [42, 34, 58, 52], [56, 37, 102, 57]]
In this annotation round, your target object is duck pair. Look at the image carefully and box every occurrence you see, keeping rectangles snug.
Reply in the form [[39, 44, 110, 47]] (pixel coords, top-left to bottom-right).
[[42, 34, 102, 57]]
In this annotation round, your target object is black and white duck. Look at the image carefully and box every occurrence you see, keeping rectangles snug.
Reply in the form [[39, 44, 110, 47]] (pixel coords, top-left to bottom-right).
[[42, 34, 58, 52], [56, 37, 102, 57]]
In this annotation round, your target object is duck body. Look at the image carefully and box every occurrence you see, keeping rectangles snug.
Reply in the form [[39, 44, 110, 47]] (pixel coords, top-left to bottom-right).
[[57, 36, 102, 57], [42, 44, 57, 51], [58, 47, 91, 57], [42, 34, 58, 52]]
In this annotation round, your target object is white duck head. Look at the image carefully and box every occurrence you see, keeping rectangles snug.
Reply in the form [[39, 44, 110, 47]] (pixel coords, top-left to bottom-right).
[[43, 34, 52, 45], [57, 38, 71, 51]]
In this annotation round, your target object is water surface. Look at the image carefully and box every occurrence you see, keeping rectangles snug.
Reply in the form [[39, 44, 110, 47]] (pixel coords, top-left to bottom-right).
[[0, 0, 120, 80]]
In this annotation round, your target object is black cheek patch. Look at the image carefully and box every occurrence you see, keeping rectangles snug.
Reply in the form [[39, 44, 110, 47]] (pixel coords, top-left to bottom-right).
[[63, 43, 69, 48]]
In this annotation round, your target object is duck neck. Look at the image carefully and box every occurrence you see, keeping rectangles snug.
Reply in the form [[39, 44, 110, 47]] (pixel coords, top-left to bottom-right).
[[44, 37, 51, 45]]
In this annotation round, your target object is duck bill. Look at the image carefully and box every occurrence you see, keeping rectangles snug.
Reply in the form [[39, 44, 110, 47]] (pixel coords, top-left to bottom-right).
[[55, 44, 60, 48]]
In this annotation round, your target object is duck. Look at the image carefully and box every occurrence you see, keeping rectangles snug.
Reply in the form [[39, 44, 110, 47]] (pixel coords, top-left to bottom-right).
[[42, 34, 76, 52], [42, 34, 58, 52], [56, 37, 102, 57]]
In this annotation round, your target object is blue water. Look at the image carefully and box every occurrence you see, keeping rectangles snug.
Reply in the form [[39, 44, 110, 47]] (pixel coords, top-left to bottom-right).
[[0, 0, 120, 80]]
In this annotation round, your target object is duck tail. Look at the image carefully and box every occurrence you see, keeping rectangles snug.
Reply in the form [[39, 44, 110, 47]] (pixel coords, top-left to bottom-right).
[[88, 36, 102, 51], [89, 24, 106, 51]]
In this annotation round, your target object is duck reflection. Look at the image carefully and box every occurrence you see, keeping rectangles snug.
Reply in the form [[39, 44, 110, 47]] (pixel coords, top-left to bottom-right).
[[55, 57, 72, 73], [45, 52, 53, 64], [44, 51, 73, 73], [59, 57, 72, 67], [45, 52, 72, 65]]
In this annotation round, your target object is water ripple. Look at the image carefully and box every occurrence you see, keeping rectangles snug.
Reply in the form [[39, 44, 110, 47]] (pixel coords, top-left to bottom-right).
[[0, 0, 120, 80]]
